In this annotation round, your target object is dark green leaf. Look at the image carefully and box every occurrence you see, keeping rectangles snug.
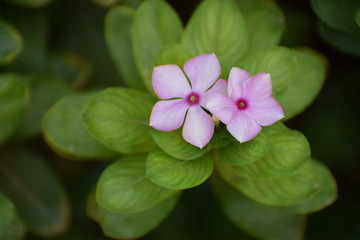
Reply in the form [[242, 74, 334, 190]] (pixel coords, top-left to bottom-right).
[[0, 193, 25, 240], [105, 6, 145, 90], [0, 19, 22, 65], [0, 147, 70, 237], [0, 73, 29, 144], [131, 0, 183, 92], [146, 148, 213, 190], [4, 0, 53, 7], [82, 87, 156, 153], [96, 154, 177, 214], [42, 92, 118, 160], [181, 0, 249, 76]]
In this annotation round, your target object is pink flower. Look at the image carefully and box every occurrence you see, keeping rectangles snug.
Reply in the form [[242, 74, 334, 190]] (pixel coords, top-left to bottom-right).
[[206, 67, 284, 143], [149, 54, 227, 148]]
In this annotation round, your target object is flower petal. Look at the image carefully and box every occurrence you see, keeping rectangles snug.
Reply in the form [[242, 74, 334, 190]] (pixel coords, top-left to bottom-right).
[[248, 96, 284, 126], [228, 67, 250, 100], [150, 99, 188, 131], [200, 79, 228, 106], [182, 106, 214, 148], [152, 65, 191, 99], [242, 72, 272, 102], [227, 111, 262, 143], [205, 94, 237, 125], [184, 53, 221, 93]]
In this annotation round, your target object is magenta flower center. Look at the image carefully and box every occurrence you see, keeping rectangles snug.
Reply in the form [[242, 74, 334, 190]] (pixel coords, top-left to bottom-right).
[[236, 98, 248, 110], [186, 92, 200, 105]]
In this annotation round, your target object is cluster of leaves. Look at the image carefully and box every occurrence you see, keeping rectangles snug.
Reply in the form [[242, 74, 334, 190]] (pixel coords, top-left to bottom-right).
[[0, 0, 337, 239], [312, 0, 360, 56]]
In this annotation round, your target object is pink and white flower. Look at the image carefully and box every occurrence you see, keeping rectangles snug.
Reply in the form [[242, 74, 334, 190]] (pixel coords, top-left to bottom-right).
[[206, 67, 284, 143], [149, 53, 227, 148]]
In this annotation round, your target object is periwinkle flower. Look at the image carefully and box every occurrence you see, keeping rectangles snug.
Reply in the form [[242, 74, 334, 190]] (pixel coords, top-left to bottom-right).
[[206, 67, 284, 143], [149, 54, 227, 148]]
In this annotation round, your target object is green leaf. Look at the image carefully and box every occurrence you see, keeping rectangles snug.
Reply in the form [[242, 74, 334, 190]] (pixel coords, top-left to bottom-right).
[[131, 0, 183, 92], [14, 74, 72, 139], [105, 6, 145, 90], [153, 44, 190, 67], [96, 154, 177, 214], [42, 92, 118, 161], [0, 147, 69, 237], [150, 128, 208, 160], [181, 0, 249, 76], [216, 158, 320, 207], [235, 0, 285, 53], [319, 22, 360, 57], [90, 0, 122, 8], [285, 160, 337, 214], [88, 190, 180, 239], [212, 177, 306, 240], [227, 123, 311, 180], [4, 0, 53, 7], [0, 73, 29, 144], [0, 20, 22, 65], [355, 8, 360, 27], [218, 130, 270, 165], [311, 0, 360, 33], [0, 193, 25, 240], [82, 87, 156, 153], [146, 148, 213, 190], [277, 48, 327, 118]]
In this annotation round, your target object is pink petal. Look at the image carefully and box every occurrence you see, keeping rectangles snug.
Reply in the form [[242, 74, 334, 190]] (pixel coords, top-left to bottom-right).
[[200, 79, 228, 106], [184, 53, 221, 93], [248, 96, 284, 126], [150, 99, 188, 131], [242, 73, 272, 102], [205, 94, 237, 125], [227, 111, 262, 143], [152, 65, 191, 99], [182, 106, 214, 148], [228, 67, 250, 100]]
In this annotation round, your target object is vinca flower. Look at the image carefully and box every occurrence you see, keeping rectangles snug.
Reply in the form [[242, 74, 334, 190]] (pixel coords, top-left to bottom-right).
[[206, 67, 284, 142], [149, 53, 227, 148]]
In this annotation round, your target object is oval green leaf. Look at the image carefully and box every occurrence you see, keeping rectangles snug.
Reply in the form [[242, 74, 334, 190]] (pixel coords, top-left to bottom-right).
[[229, 123, 311, 180], [0, 146, 70, 237], [96, 154, 177, 214], [150, 128, 208, 160], [82, 87, 156, 153], [146, 148, 213, 190], [42, 92, 118, 160], [0, 193, 25, 240], [0, 20, 22, 65], [131, 0, 183, 92], [216, 158, 320, 207], [105, 6, 145, 90], [0, 73, 29, 144], [181, 0, 249, 76]]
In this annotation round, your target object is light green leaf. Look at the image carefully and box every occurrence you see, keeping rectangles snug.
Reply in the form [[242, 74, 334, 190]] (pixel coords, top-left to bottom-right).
[[181, 0, 249, 76], [0, 193, 25, 240], [4, 0, 53, 7], [96, 154, 177, 214], [42, 92, 118, 161], [82, 87, 156, 153], [218, 130, 270, 165], [88, 190, 180, 239], [146, 148, 213, 190], [153, 44, 190, 67], [105, 6, 145, 90], [285, 160, 337, 214], [131, 0, 183, 92], [14, 74, 72, 139], [212, 177, 306, 240], [0, 73, 29, 144], [228, 123, 311, 180], [0, 20, 22, 65], [235, 0, 285, 53], [0, 147, 69, 237], [150, 128, 208, 160], [216, 158, 320, 206], [277, 48, 327, 118]]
